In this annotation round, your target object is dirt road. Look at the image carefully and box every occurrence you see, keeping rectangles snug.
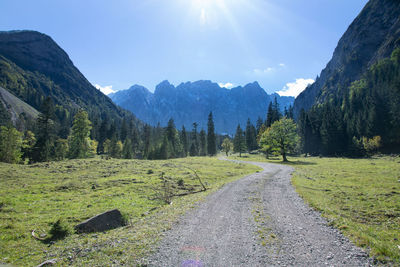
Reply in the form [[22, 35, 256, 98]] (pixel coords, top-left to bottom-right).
[[147, 160, 371, 266]]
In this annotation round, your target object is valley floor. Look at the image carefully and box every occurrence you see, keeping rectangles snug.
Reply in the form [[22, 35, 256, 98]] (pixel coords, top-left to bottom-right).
[[0, 157, 259, 266], [1, 155, 398, 265]]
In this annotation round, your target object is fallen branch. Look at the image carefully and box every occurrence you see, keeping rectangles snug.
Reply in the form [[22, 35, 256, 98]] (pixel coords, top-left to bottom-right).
[[182, 166, 207, 191], [36, 258, 57, 267], [174, 190, 206, 197], [31, 230, 46, 241]]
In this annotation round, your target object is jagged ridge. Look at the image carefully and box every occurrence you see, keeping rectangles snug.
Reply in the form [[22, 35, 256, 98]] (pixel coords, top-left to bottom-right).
[[110, 80, 294, 134]]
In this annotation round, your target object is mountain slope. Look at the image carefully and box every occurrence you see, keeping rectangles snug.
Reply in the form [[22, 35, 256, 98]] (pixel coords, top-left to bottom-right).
[[294, 0, 400, 116], [0, 30, 140, 129], [110, 80, 294, 134], [0, 86, 39, 128]]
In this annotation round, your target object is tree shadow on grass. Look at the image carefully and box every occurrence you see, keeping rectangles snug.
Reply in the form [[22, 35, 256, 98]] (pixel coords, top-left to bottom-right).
[[281, 160, 317, 166]]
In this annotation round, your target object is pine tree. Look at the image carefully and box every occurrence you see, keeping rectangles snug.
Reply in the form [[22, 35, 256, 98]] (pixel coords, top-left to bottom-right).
[[165, 118, 183, 158], [256, 117, 264, 135], [199, 129, 207, 156], [97, 117, 109, 154], [190, 122, 199, 156], [120, 118, 128, 142], [143, 124, 151, 159], [68, 110, 93, 158], [245, 118, 257, 152], [131, 126, 140, 157], [287, 105, 294, 119], [266, 102, 274, 127], [233, 124, 246, 157], [34, 97, 55, 162], [122, 138, 133, 159], [207, 112, 216, 156], [159, 134, 170, 159], [180, 125, 188, 156], [272, 96, 282, 123]]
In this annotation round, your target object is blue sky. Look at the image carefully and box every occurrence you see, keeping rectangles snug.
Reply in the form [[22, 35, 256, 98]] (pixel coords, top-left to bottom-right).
[[0, 0, 368, 96]]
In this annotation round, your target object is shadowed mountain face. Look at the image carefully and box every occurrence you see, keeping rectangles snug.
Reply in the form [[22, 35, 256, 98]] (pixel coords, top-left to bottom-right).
[[294, 0, 400, 116], [110, 80, 294, 134], [0, 30, 140, 127]]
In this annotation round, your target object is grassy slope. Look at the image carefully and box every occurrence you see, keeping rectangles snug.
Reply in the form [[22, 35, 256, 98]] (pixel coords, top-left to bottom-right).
[[0, 157, 261, 266], [228, 153, 400, 263]]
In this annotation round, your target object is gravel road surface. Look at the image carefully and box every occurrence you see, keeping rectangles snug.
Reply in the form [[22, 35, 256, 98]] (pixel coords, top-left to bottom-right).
[[147, 160, 372, 266]]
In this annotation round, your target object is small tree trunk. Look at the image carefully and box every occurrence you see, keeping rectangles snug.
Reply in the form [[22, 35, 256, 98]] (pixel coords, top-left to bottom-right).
[[282, 152, 288, 162]]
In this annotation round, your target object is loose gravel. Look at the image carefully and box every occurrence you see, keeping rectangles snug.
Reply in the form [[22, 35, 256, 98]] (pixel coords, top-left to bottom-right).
[[146, 160, 373, 266]]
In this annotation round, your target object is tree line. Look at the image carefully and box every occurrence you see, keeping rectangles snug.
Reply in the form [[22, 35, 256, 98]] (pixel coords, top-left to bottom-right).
[[224, 97, 297, 161], [297, 47, 400, 156], [0, 100, 220, 163]]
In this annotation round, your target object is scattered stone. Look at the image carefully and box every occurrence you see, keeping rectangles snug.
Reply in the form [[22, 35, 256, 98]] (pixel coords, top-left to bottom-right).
[[75, 209, 124, 233]]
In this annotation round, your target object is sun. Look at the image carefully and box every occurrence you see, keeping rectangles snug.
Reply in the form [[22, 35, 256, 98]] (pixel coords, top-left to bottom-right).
[[190, 0, 227, 26], [192, 0, 216, 9]]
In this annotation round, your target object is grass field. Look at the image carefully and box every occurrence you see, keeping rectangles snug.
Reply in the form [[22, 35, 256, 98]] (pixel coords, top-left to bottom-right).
[[228, 153, 400, 263], [0, 157, 261, 266]]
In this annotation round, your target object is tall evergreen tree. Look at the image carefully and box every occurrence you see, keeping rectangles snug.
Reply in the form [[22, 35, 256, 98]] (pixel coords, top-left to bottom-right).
[[143, 124, 151, 159], [164, 118, 183, 158], [180, 125, 188, 156], [122, 138, 133, 159], [131, 126, 140, 157], [68, 110, 93, 158], [233, 124, 246, 157], [190, 122, 199, 156], [272, 96, 282, 122], [120, 118, 128, 142], [199, 129, 207, 156], [256, 116, 264, 135], [97, 116, 109, 154], [266, 102, 274, 127], [34, 97, 55, 162], [207, 112, 216, 156], [245, 118, 258, 152]]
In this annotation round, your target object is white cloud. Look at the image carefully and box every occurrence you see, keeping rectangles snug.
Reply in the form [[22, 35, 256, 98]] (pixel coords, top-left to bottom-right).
[[277, 78, 315, 97], [253, 67, 275, 74], [94, 84, 115, 95], [218, 82, 234, 89], [279, 63, 285, 67]]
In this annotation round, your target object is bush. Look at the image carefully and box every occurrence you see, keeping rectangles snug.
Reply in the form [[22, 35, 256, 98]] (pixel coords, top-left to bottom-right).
[[177, 179, 185, 187], [48, 219, 69, 241]]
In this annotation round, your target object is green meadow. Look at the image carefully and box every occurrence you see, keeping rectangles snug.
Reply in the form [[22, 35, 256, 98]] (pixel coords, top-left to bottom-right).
[[0, 157, 260, 266], [228, 153, 400, 263]]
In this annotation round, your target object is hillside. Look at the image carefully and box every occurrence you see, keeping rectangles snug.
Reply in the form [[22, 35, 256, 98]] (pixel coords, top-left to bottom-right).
[[110, 80, 294, 134], [294, 0, 400, 116], [294, 0, 400, 154], [0, 86, 39, 128], [0, 30, 141, 131]]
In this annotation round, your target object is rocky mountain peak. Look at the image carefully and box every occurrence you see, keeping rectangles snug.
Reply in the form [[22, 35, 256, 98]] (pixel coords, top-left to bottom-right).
[[294, 0, 400, 116], [110, 80, 294, 134]]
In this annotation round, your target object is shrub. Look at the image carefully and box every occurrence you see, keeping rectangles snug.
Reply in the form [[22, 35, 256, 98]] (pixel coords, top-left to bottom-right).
[[48, 219, 69, 241]]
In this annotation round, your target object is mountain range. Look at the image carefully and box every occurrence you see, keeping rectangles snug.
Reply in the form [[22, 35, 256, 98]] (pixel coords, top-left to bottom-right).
[[294, 0, 400, 116], [109, 81, 294, 134]]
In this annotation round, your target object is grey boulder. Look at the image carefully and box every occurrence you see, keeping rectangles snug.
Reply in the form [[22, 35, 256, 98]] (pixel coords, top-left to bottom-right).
[[75, 209, 125, 233]]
